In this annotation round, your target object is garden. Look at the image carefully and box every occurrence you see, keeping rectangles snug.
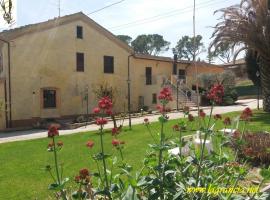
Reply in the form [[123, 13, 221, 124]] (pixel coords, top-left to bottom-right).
[[1, 85, 270, 199]]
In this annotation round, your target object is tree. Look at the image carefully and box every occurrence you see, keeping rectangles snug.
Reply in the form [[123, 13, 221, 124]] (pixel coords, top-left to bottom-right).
[[131, 34, 170, 55], [173, 35, 205, 61], [116, 35, 132, 45], [92, 82, 122, 129], [207, 42, 235, 64], [210, 0, 270, 111], [245, 50, 261, 86]]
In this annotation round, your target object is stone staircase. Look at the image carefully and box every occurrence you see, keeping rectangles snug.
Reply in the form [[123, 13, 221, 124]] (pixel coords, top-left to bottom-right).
[[162, 77, 198, 109]]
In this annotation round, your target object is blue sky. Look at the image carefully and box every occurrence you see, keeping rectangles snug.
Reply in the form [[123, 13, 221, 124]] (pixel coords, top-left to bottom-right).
[[9, 0, 238, 60]]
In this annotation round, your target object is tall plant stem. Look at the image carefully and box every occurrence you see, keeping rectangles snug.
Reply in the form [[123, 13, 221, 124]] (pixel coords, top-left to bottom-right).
[[196, 104, 214, 186], [158, 111, 165, 200], [99, 126, 109, 190], [53, 137, 61, 185], [52, 137, 67, 200]]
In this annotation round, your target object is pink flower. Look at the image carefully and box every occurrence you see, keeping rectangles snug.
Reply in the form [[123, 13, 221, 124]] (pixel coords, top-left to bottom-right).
[[111, 127, 120, 136], [240, 107, 253, 121], [98, 96, 113, 110], [86, 140, 94, 148], [48, 125, 59, 138], [96, 118, 108, 125], [106, 109, 113, 116], [144, 118, 149, 124], [79, 168, 89, 179], [207, 84, 224, 104], [199, 109, 206, 118], [112, 139, 120, 147], [158, 87, 173, 103], [93, 107, 100, 114]]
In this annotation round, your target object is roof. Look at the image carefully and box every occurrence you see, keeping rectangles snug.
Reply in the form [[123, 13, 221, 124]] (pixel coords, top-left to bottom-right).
[[134, 54, 223, 68], [0, 12, 225, 68], [223, 58, 246, 67], [0, 12, 133, 53]]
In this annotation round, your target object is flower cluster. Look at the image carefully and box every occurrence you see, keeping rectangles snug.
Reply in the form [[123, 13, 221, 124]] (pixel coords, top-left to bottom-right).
[[199, 109, 206, 118], [111, 127, 120, 136], [214, 114, 222, 120], [207, 84, 224, 104], [48, 125, 59, 138], [75, 168, 91, 183], [158, 87, 173, 103], [144, 118, 149, 125], [112, 139, 125, 147], [240, 107, 253, 121], [96, 118, 108, 125], [86, 140, 95, 149]]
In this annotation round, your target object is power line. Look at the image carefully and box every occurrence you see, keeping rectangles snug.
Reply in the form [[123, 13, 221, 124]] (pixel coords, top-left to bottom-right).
[[87, 0, 125, 15], [109, 0, 230, 31]]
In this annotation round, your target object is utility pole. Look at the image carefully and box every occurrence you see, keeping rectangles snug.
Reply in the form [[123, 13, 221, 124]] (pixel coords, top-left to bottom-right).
[[127, 54, 134, 130], [193, 0, 200, 114]]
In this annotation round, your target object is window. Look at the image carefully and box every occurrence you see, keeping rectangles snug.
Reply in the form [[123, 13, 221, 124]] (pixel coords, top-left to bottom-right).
[[145, 67, 152, 85], [76, 26, 83, 39], [43, 89, 56, 108], [104, 56, 114, 73], [76, 52, 84, 72], [152, 93, 157, 104]]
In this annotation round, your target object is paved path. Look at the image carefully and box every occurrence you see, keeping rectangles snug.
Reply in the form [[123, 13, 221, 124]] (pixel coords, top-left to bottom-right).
[[0, 99, 262, 144]]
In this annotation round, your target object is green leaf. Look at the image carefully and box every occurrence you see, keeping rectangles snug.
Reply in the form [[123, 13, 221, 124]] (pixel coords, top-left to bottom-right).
[[122, 186, 139, 200], [158, 116, 168, 123]]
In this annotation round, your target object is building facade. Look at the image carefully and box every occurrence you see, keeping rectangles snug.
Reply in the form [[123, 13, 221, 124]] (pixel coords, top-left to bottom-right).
[[0, 12, 224, 130]]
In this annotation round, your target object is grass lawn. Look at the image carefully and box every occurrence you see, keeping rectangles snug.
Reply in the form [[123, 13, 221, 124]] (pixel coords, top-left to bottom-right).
[[1, 110, 270, 199], [235, 80, 259, 99]]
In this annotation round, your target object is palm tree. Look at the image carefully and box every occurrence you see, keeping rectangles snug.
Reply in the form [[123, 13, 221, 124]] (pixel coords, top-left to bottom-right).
[[210, 0, 270, 111]]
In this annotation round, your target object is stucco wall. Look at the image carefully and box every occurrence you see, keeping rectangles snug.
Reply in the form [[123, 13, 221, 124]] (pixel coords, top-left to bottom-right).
[[7, 19, 130, 126]]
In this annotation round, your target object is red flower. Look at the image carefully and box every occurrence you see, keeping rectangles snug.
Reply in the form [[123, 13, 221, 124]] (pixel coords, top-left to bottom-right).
[[214, 114, 222, 120], [188, 114, 194, 122], [207, 84, 224, 104], [57, 141, 63, 147], [86, 140, 94, 148], [48, 125, 59, 138], [172, 124, 180, 131], [199, 109, 206, 118], [158, 87, 173, 103], [232, 130, 241, 139], [223, 117, 231, 126], [98, 96, 113, 110], [106, 109, 113, 116], [48, 141, 54, 148], [144, 118, 149, 124], [240, 107, 253, 121], [111, 127, 120, 136], [79, 168, 89, 179], [93, 107, 100, 114], [112, 139, 121, 147], [74, 175, 81, 183], [96, 118, 108, 125]]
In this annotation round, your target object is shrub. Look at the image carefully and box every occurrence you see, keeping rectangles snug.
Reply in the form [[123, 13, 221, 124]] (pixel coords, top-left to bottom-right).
[[232, 131, 270, 166]]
